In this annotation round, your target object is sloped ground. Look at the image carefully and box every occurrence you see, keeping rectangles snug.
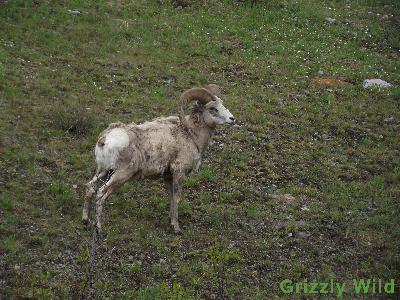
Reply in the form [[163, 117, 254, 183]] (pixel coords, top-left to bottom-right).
[[0, 0, 399, 299]]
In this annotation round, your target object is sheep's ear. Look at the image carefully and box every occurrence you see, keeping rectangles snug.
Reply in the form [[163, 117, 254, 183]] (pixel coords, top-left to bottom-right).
[[204, 84, 222, 98]]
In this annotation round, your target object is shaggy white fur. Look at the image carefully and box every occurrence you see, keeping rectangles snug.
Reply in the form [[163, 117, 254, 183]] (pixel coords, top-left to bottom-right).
[[95, 128, 129, 171]]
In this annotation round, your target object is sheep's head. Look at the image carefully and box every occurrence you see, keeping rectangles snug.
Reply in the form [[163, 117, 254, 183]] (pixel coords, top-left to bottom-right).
[[202, 96, 234, 126], [179, 84, 234, 128]]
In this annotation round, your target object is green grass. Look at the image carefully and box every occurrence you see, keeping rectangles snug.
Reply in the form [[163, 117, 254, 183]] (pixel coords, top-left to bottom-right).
[[0, 0, 399, 298]]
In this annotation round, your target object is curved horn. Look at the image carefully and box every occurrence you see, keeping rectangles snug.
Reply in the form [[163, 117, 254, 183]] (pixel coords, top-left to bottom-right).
[[178, 88, 216, 126], [204, 84, 222, 98]]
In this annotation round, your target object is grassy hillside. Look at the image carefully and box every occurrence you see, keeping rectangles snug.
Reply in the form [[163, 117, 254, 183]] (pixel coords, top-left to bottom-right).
[[0, 0, 399, 298]]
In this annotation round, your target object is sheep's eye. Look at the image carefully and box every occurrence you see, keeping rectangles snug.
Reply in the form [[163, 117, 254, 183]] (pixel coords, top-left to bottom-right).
[[209, 107, 218, 113]]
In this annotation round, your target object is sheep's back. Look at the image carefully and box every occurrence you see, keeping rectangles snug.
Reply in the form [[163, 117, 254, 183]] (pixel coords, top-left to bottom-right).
[[130, 117, 197, 176]]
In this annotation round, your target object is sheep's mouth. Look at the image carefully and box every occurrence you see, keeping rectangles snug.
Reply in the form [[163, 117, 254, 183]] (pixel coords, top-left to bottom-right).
[[226, 117, 235, 125]]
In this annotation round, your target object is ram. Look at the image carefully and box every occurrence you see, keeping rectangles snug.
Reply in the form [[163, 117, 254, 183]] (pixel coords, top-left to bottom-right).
[[82, 85, 235, 233]]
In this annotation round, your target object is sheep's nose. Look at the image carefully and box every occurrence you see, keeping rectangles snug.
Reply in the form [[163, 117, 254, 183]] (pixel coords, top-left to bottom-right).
[[229, 117, 235, 122]]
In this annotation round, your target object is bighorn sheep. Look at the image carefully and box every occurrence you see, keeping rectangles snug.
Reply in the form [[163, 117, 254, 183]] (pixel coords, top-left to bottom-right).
[[82, 84, 235, 233]]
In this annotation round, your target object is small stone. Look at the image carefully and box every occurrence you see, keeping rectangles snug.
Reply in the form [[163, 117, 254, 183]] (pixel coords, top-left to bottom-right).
[[14, 265, 21, 271], [384, 116, 394, 123], [276, 220, 286, 229], [325, 17, 336, 24], [269, 194, 296, 203], [72, 184, 78, 189], [363, 79, 392, 89], [288, 232, 293, 237], [159, 258, 166, 264], [128, 256, 134, 260], [68, 9, 81, 16], [317, 70, 324, 76], [300, 206, 310, 211], [296, 220, 306, 227], [298, 231, 311, 238]]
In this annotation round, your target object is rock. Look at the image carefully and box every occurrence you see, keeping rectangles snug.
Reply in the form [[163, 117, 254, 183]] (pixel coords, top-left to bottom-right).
[[288, 232, 293, 237], [363, 79, 392, 88], [384, 116, 394, 123], [275, 220, 286, 229], [317, 70, 324, 76], [325, 17, 336, 24], [300, 206, 310, 211], [276, 220, 306, 229], [269, 194, 296, 204], [313, 77, 350, 87], [297, 231, 311, 238], [296, 220, 306, 227], [67, 9, 81, 16], [164, 78, 173, 85], [72, 184, 77, 189]]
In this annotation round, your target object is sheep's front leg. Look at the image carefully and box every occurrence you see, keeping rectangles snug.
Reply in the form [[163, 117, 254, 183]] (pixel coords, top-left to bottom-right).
[[164, 177, 173, 204], [170, 176, 184, 234]]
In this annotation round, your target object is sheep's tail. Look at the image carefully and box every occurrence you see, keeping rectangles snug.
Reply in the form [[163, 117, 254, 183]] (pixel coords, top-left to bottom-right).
[[95, 127, 130, 171]]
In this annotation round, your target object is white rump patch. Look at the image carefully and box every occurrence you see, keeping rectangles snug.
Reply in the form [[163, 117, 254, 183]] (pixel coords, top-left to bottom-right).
[[95, 128, 129, 170]]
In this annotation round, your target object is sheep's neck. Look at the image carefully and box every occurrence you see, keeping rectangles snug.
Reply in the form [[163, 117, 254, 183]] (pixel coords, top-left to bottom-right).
[[186, 116, 214, 154]]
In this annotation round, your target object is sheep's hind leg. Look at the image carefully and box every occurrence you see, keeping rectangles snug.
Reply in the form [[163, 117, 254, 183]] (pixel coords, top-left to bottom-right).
[[82, 170, 108, 225], [94, 168, 134, 233], [170, 175, 184, 234], [164, 177, 173, 211]]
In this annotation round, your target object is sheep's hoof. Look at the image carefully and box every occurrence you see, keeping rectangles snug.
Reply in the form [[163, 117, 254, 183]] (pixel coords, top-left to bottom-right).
[[95, 229, 103, 240], [94, 222, 103, 235], [172, 224, 181, 234], [82, 217, 90, 226]]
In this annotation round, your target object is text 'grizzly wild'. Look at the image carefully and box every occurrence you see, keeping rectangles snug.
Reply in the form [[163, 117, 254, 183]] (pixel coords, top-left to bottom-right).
[[82, 85, 235, 233]]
